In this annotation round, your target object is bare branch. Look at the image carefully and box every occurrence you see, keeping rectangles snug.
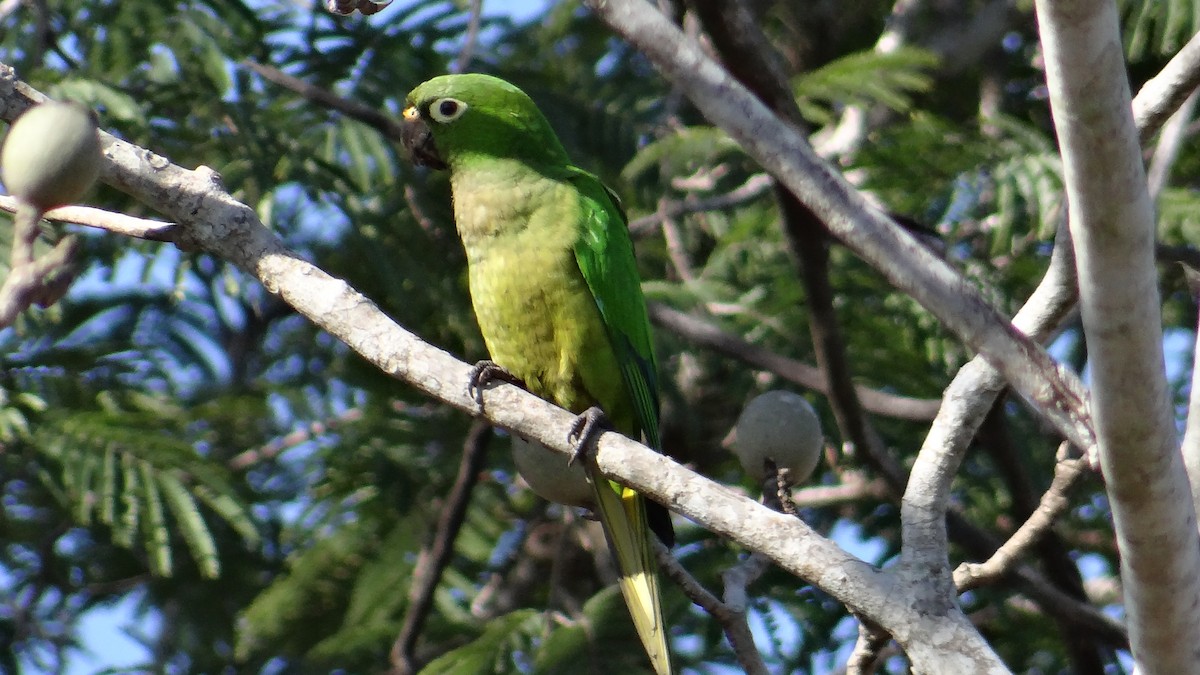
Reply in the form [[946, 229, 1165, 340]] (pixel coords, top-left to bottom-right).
[[227, 407, 366, 471], [1147, 90, 1198, 202], [391, 421, 492, 675], [654, 542, 769, 675], [659, 205, 697, 283], [648, 303, 941, 421], [243, 60, 405, 140], [0, 195, 176, 240], [627, 174, 773, 235], [1038, 1, 1200, 669], [954, 453, 1089, 591], [449, 0, 483, 74], [790, 473, 890, 508], [1134, 28, 1200, 144]]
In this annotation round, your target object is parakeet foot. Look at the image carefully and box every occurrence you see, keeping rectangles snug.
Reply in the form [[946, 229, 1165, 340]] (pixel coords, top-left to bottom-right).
[[566, 406, 611, 466], [467, 359, 524, 404]]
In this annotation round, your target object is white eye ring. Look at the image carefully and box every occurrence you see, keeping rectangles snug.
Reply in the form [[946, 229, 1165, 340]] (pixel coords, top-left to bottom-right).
[[429, 97, 468, 123]]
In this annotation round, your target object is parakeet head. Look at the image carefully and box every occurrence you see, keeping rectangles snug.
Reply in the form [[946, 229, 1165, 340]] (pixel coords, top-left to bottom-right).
[[401, 74, 570, 171]]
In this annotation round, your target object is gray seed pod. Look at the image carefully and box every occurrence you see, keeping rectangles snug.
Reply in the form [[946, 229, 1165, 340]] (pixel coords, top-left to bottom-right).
[[2, 102, 101, 211], [511, 435, 594, 508], [730, 390, 823, 482]]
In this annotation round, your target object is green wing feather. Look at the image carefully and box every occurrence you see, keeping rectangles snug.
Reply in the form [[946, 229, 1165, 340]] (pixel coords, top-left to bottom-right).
[[565, 166, 662, 450], [565, 166, 672, 675]]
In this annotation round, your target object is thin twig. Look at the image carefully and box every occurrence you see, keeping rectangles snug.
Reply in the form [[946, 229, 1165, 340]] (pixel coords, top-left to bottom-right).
[[1147, 89, 1198, 202], [790, 473, 889, 508], [659, 206, 697, 283], [1157, 242, 1200, 270], [227, 408, 366, 471], [243, 60, 405, 140], [627, 174, 773, 234], [390, 421, 492, 675], [450, 0, 483, 74], [653, 542, 770, 675], [0, 195, 175, 240], [954, 450, 1089, 591], [976, 402, 1103, 672], [648, 303, 941, 421]]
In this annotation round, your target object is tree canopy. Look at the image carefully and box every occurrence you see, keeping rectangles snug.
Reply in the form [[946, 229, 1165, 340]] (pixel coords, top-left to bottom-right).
[[2, 0, 1199, 672]]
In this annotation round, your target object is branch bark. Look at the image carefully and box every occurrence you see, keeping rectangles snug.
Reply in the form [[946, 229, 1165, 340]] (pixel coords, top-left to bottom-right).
[[391, 421, 492, 675], [1035, 2, 1200, 671], [648, 303, 941, 420], [583, 0, 1096, 463]]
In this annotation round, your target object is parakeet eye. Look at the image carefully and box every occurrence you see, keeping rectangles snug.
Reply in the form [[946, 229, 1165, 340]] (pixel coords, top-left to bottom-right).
[[429, 98, 468, 123]]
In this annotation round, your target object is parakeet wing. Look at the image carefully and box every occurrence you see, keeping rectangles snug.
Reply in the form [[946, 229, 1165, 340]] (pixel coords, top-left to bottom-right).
[[565, 166, 662, 450]]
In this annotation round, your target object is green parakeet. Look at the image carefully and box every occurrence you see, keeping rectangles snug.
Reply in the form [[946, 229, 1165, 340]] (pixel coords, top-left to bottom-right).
[[402, 73, 674, 674]]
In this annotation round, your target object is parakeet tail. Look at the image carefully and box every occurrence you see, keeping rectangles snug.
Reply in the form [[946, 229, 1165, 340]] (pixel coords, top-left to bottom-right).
[[590, 477, 672, 675]]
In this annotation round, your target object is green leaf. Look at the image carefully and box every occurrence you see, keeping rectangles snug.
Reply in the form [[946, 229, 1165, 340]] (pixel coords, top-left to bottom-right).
[[49, 79, 146, 124], [138, 460, 173, 577], [792, 47, 940, 126], [417, 610, 540, 675], [159, 471, 220, 579]]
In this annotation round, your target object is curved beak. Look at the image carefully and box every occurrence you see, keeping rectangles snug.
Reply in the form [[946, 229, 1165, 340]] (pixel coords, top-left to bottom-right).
[[401, 106, 446, 170]]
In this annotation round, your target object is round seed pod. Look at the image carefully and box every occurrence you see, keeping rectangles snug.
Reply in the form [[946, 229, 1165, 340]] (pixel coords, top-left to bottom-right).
[[730, 390, 823, 483], [511, 435, 594, 509], [2, 102, 101, 211]]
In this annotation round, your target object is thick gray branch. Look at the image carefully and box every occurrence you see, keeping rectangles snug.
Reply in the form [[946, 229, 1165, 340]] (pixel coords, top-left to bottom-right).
[[1036, 2, 1200, 671], [584, 0, 1095, 463]]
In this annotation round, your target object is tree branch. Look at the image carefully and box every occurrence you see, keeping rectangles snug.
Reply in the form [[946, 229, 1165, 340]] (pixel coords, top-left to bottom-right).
[[390, 421, 492, 675], [648, 303, 941, 421], [1146, 90, 1198, 203], [627, 174, 773, 235], [1037, 1, 1200, 670], [242, 59, 405, 140], [1133, 28, 1200, 144], [654, 542, 769, 675], [954, 452, 1088, 591], [0, 195, 175, 240], [584, 0, 1096, 463]]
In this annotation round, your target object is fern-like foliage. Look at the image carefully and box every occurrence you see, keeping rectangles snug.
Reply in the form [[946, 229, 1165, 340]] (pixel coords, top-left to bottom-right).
[[1157, 186, 1200, 243], [792, 46, 940, 126], [34, 403, 260, 579], [1118, 0, 1200, 59]]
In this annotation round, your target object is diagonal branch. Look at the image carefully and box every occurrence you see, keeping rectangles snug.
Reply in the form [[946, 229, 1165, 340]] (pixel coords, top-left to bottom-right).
[[0, 196, 176, 240], [1037, 2, 1200, 671], [954, 451, 1089, 591], [390, 421, 492, 675], [584, 0, 1095, 460], [1133, 28, 1200, 144], [648, 299, 942, 422], [243, 59, 405, 140]]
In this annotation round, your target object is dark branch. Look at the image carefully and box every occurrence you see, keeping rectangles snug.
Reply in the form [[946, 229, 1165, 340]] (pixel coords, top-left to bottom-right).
[[390, 421, 492, 674]]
